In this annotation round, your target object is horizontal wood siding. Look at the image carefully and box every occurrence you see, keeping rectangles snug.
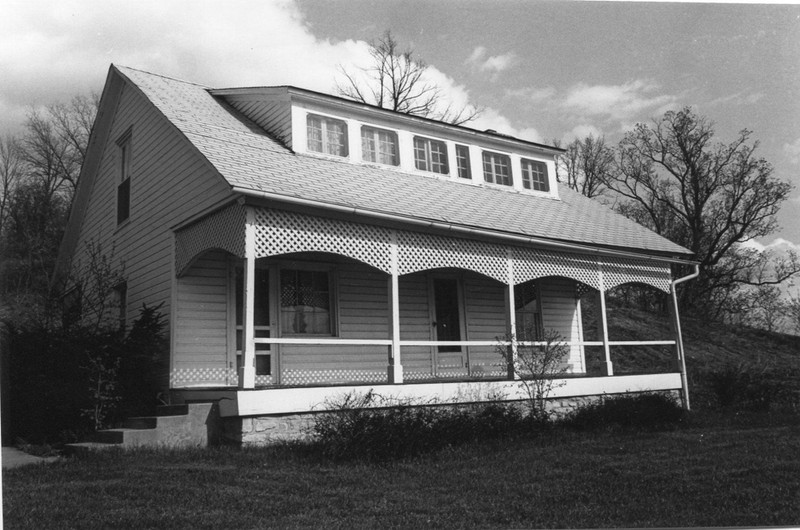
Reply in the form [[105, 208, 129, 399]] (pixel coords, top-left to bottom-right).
[[174, 251, 229, 384], [69, 83, 234, 387], [398, 273, 433, 376], [226, 98, 292, 147], [540, 278, 585, 372], [464, 273, 506, 374]]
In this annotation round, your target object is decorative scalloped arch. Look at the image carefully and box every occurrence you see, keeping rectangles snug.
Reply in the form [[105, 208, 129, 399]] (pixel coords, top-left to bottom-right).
[[397, 231, 507, 282], [175, 204, 246, 276]]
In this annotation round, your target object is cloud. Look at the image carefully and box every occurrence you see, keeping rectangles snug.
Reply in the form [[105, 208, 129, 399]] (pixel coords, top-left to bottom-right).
[[560, 124, 603, 144], [504, 86, 556, 104], [707, 92, 765, 107], [469, 107, 543, 143], [562, 80, 677, 123], [739, 237, 800, 255], [784, 138, 800, 165], [465, 46, 517, 80]]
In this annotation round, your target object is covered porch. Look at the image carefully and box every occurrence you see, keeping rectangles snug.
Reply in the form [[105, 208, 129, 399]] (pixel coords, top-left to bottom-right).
[[171, 202, 694, 412]]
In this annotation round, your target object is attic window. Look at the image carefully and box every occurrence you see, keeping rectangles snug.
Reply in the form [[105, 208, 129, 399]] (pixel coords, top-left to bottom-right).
[[482, 151, 512, 186], [521, 159, 549, 192], [413, 136, 448, 174], [116, 131, 132, 224], [455, 145, 471, 179], [361, 126, 399, 166], [307, 114, 348, 157]]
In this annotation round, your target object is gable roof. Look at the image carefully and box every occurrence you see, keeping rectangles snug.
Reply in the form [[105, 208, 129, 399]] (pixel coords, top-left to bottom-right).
[[111, 65, 693, 260]]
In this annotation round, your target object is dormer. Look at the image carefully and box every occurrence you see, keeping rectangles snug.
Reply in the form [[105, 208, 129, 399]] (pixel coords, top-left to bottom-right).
[[212, 86, 563, 200]]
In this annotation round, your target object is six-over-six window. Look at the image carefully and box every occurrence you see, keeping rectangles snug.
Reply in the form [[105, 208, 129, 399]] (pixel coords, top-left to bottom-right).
[[304, 113, 550, 192]]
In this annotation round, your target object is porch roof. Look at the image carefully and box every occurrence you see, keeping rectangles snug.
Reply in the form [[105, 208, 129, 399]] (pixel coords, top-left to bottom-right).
[[117, 65, 693, 260]]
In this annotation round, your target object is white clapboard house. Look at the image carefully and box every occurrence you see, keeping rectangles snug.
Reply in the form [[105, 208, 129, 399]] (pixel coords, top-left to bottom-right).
[[56, 65, 697, 441]]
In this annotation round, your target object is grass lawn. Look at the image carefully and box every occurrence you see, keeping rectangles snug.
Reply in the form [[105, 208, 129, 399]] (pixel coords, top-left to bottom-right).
[[4, 412, 799, 529]]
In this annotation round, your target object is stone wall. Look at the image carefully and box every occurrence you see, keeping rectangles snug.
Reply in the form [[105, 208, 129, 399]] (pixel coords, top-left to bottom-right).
[[219, 389, 681, 446]]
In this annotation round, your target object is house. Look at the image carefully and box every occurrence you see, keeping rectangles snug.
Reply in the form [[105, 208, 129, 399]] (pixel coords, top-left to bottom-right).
[[55, 65, 696, 444]]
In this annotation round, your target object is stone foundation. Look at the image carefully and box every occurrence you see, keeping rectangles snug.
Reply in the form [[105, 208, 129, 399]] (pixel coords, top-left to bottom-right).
[[219, 389, 680, 446]]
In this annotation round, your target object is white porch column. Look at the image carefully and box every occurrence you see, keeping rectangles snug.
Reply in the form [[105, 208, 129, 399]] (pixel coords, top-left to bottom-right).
[[506, 250, 519, 380], [239, 207, 256, 390], [597, 261, 613, 376], [669, 287, 691, 410], [387, 231, 403, 383]]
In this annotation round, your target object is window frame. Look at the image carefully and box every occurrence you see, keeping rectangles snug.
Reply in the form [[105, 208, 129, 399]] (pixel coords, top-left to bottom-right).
[[279, 265, 337, 337], [521, 158, 550, 192], [455, 144, 471, 179], [361, 125, 400, 166], [306, 113, 349, 157], [413, 135, 449, 174], [482, 150, 513, 186], [116, 130, 132, 225]]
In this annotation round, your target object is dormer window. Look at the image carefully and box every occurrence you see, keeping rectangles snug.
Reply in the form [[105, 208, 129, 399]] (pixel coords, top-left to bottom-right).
[[361, 126, 399, 166], [455, 145, 471, 179], [413, 136, 448, 174], [521, 159, 549, 192], [307, 114, 348, 157], [482, 151, 512, 186]]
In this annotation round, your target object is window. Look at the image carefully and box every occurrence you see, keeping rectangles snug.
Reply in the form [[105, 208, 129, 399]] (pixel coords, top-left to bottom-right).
[[482, 151, 512, 186], [116, 132, 132, 224], [235, 267, 271, 376], [413, 136, 448, 174], [514, 281, 542, 341], [361, 126, 399, 166], [280, 269, 333, 335], [306, 114, 348, 157], [455, 145, 471, 179], [521, 159, 549, 192]]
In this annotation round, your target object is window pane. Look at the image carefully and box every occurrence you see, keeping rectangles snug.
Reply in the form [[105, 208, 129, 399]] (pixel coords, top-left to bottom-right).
[[414, 136, 448, 174], [362, 126, 399, 166], [280, 269, 332, 335], [456, 145, 471, 179], [117, 178, 130, 224], [482, 152, 512, 186], [522, 159, 549, 192], [307, 114, 347, 157]]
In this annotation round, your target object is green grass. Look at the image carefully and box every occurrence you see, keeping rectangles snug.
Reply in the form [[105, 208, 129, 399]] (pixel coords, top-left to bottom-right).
[[4, 412, 799, 529]]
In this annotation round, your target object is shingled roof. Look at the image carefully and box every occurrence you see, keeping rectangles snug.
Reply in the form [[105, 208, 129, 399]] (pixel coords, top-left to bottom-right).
[[116, 65, 693, 260]]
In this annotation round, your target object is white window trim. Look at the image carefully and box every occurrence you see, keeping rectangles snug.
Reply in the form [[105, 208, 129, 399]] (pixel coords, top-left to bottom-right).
[[361, 125, 401, 167], [306, 113, 349, 158], [413, 135, 450, 175]]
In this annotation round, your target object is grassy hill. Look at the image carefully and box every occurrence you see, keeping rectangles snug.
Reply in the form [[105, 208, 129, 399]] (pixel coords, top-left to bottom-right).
[[594, 301, 800, 411]]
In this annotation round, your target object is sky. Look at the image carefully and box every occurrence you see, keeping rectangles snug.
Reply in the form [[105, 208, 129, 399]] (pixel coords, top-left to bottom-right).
[[1, 0, 799, 255]]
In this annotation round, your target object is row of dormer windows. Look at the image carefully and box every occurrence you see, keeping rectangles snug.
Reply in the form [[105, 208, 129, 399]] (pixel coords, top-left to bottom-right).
[[305, 113, 551, 193]]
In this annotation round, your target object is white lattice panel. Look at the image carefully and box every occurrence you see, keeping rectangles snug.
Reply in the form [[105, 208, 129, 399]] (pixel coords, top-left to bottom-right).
[[228, 371, 275, 387], [514, 248, 602, 290], [282, 369, 387, 385], [175, 204, 246, 276], [397, 232, 507, 282], [252, 209, 393, 273], [170, 367, 229, 386], [601, 258, 672, 293]]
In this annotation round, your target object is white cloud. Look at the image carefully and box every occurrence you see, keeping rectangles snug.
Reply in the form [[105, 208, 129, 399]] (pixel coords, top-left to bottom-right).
[[560, 124, 603, 144], [469, 107, 543, 143], [708, 92, 765, 107], [784, 138, 800, 165], [504, 86, 556, 104], [562, 80, 677, 123], [739, 237, 800, 255], [465, 46, 517, 80]]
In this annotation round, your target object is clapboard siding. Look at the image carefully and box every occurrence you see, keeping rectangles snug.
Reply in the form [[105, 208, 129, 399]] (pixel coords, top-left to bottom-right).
[[70, 83, 234, 385], [540, 278, 585, 372], [464, 273, 506, 372], [174, 251, 228, 373], [225, 97, 292, 147]]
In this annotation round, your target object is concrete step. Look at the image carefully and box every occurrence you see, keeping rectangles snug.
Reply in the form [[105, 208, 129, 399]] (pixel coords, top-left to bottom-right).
[[156, 404, 189, 416], [123, 414, 191, 430]]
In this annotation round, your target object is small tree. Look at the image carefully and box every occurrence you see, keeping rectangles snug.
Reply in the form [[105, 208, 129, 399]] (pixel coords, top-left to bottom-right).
[[553, 135, 614, 199], [500, 328, 569, 421]]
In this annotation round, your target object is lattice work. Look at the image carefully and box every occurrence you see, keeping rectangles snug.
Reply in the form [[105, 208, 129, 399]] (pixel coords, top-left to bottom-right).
[[397, 231, 507, 282], [281, 369, 387, 386], [575, 280, 596, 297], [601, 258, 672, 293], [175, 204, 246, 276], [514, 248, 602, 290], [170, 367, 230, 386], [252, 208, 393, 273], [228, 371, 275, 387]]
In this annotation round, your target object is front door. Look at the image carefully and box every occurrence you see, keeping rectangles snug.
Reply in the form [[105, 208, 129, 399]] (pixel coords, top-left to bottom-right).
[[431, 277, 466, 374]]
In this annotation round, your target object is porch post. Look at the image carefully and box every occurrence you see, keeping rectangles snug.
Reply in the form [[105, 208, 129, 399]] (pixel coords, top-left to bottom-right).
[[506, 250, 518, 380], [597, 260, 613, 376], [669, 287, 691, 410], [239, 207, 256, 389], [387, 231, 403, 383]]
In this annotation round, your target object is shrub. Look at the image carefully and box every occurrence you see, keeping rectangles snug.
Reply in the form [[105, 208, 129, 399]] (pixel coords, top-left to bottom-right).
[[563, 393, 685, 431], [704, 362, 796, 412], [311, 391, 528, 461]]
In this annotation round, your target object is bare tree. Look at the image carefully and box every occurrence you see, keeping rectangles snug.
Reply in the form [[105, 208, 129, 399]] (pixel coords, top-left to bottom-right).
[[553, 135, 614, 199], [337, 31, 480, 125], [0, 135, 24, 237], [609, 107, 799, 315]]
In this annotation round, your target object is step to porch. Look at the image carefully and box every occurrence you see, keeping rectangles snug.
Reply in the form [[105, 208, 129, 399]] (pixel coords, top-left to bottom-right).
[[64, 403, 220, 454]]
